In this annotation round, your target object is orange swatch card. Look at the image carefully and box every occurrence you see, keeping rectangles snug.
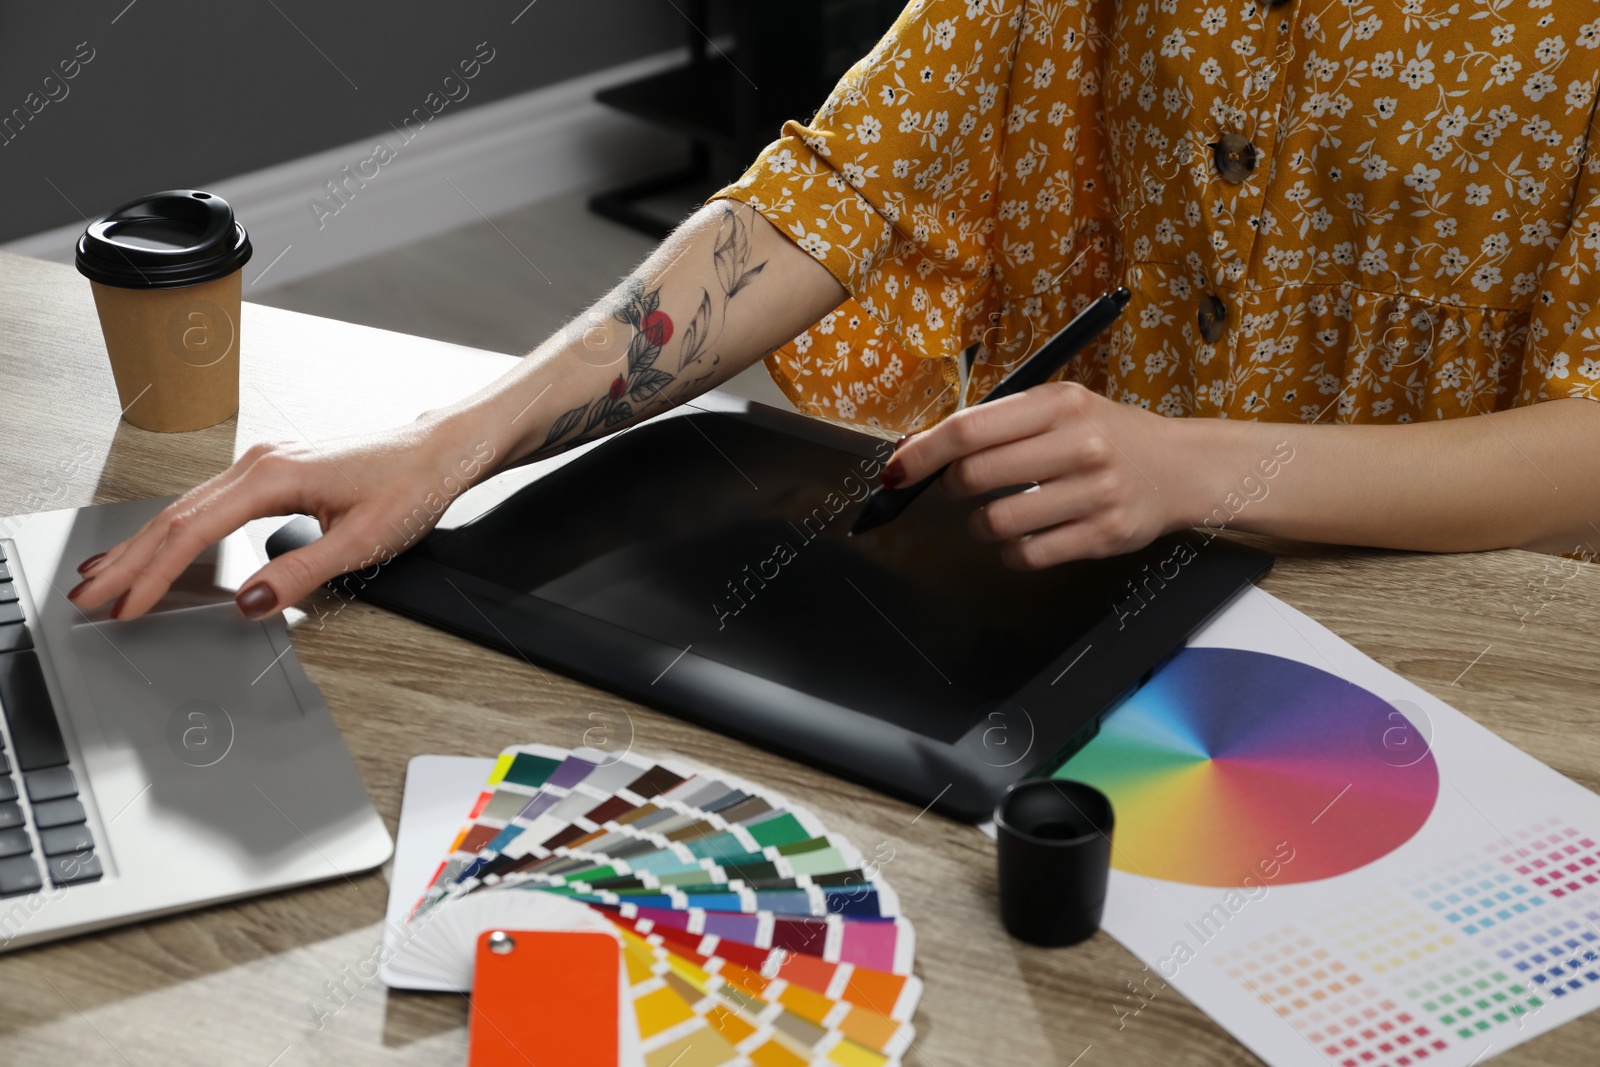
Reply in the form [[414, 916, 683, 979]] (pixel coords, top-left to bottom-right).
[[468, 929, 621, 1067]]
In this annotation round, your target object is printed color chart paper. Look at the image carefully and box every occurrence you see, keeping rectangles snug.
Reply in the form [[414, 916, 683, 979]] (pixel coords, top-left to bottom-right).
[[1053, 587, 1600, 1067]]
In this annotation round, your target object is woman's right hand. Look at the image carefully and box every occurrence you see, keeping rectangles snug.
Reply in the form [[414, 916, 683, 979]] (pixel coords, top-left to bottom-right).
[[68, 417, 499, 622]]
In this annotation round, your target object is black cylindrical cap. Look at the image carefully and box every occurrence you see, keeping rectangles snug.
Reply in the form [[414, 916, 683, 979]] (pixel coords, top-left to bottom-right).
[[75, 189, 251, 290], [995, 778, 1115, 947]]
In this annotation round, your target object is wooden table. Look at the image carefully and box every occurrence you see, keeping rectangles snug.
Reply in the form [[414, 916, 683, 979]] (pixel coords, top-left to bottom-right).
[[1, 248, 1596, 1066]]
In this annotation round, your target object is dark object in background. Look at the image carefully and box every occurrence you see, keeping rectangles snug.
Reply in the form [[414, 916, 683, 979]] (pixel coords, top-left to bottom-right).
[[590, 0, 906, 238], [995, 779, 1116, 947]]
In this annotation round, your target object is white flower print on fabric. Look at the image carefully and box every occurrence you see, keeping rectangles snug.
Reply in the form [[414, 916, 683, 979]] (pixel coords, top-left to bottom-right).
[[709, 0, 1600, 432]]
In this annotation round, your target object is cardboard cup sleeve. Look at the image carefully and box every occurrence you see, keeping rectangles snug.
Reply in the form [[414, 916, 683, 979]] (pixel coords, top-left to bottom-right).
[[89, 270, 242, 433]]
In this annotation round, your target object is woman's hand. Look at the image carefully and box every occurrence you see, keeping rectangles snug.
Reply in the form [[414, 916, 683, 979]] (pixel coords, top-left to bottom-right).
[[63, 201, 846, 624], [879, 381, 1195, 568], [67, 418, 498, 622]]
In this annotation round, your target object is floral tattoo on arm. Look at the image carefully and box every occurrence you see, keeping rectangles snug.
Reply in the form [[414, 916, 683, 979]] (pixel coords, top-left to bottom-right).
[[541, 204, 769, 452]]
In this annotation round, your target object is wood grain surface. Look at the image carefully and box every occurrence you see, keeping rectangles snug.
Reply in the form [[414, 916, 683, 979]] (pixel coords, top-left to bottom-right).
[[1, 250, 1596, 1066]]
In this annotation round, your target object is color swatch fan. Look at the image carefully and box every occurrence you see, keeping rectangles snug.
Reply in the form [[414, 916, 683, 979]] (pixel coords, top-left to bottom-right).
[[385, 746, 921, 1067]]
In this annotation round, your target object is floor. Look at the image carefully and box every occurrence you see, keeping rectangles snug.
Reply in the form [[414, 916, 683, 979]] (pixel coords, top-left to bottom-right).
[[250, 188, 794, 412]]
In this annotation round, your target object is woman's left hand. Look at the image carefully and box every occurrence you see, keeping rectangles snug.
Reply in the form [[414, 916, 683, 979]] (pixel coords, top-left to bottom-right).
[[880, 381, 1195, 568]]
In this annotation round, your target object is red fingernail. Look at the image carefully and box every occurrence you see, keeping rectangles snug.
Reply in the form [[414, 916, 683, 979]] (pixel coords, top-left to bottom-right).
[[881, 459, 906, 489], [67, 578, 91, 600], [236, 582, 277, 619], [77, 553, 106, 575], [109, 592, 128, 620]]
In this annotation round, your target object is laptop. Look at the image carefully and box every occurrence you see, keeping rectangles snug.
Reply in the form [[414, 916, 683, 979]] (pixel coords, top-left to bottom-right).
[[270, 391, 1273, 822], [0, 496, 392, 950]]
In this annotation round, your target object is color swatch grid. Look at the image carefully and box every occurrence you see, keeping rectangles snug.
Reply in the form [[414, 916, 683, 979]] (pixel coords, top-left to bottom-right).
[[1408, 860, 1544, 938], [1483, 910, 1600, 1000], [1385, 888, 1600, 1042], [1396, 955, 1543, 1046], [1321, 890, 1456, 977], [1205, 818, 1600, 1067], [1493, 822, 1600, 899], [1210, 930, 1447, 1067]]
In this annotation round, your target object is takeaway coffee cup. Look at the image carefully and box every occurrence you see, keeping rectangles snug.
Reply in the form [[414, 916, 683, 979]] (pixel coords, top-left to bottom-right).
[[75, 189, 252, 432], [995, 778, 1115, 947]]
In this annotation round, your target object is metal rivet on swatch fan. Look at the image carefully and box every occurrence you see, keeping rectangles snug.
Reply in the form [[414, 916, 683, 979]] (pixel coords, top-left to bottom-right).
[[487, 930, 516, 954]]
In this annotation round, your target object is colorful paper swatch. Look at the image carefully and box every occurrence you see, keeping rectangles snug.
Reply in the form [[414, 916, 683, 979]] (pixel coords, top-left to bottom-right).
[[388, 745, 920, 1066]]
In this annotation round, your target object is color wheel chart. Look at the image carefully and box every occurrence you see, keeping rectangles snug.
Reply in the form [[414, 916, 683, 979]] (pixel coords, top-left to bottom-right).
[[1055, 647, 1440, 887], [1048, 590, 1600, 1067]]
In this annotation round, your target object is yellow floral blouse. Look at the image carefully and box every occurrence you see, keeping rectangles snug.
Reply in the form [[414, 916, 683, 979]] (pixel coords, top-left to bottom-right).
[[711, 0, 1600, 432]]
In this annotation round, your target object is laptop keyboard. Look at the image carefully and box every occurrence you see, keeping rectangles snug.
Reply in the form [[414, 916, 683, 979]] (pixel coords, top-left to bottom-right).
[[0, 544, 102, 897]]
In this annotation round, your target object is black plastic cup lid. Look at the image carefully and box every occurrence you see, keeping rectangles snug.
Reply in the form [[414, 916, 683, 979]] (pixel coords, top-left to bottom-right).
[[75, 189, 252, 290]]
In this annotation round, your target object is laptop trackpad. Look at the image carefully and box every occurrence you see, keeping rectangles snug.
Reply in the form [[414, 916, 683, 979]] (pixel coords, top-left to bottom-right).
[[69, 603, 305, 752]]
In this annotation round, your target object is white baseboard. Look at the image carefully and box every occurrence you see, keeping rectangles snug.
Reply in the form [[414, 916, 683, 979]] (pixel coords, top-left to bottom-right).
[[2, 48, 692, 292]]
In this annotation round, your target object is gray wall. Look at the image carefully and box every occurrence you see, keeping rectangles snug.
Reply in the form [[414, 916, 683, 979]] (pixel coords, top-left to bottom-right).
[[0, 0, 683, 242]]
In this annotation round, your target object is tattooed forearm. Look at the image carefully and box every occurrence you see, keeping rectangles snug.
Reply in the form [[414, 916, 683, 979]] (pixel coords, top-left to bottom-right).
[[677, 291, 712, 372], [713, 203, 766, 303], [539, 204, 769, 454]]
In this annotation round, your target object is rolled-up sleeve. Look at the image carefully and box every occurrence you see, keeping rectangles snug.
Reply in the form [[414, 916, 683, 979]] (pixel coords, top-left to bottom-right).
[[710, 0, 1026, 431]]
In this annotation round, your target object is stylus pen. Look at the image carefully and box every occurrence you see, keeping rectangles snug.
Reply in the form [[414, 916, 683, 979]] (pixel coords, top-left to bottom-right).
[[848, 286, 1131, 537]]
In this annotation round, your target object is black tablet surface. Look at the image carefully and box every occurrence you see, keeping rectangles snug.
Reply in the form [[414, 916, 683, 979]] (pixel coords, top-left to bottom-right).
[[269, 391, 1272, 821]]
